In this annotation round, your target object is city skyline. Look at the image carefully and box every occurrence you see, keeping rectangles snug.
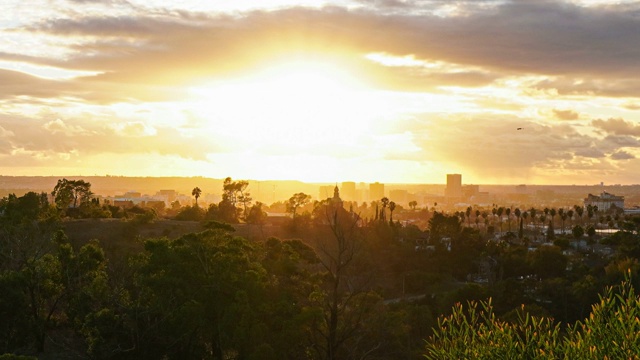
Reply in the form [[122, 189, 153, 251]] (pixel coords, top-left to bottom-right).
[[2, 1, 640, 184]]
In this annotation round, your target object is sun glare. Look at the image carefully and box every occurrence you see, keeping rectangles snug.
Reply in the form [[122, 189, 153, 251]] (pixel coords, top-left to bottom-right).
[[188, 60, 394, 151]]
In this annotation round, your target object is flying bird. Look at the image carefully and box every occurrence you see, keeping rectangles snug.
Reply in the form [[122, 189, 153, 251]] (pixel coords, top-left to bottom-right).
[[517, 127, 523, 130]]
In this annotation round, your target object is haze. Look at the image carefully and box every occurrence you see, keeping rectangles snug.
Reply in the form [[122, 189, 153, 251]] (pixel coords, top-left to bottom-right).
[[2, 0, 640, 185]]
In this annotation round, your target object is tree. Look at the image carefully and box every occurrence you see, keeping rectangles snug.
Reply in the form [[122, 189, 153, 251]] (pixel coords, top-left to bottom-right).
[[409, 200, 418, 211], [286, 192, 311, 219], [0, 192, 60, 271], [514, 208, 521, 238], [246, 202, 268, 239], [389, 201, 396, 224], [133, 230, 268, 359], [529, 207, 538, 235], [575, 205, 584, 225], [558, 208, 567, 234], [191, 187, 202, 206], [51, 179, 92, 210], [310, 204, 380, 359], [497, 207, 504, 235], [572, 225, 585, 250], [222, 177, 252, 219], [20, 231, 108, 353], [380, 197, 389, 222], [428, 212, 462, 244]]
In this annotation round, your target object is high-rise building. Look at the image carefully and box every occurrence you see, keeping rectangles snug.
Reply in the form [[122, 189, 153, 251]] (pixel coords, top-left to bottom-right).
[[369, 182, 385, 201], [341, 181, 356, 201], [445, 174, 462, 198]]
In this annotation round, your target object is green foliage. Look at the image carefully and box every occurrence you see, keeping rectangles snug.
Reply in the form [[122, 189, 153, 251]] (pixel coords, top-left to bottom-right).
[[0, 355, 37, 360], [51, 178, 92, 210], [174, 205, 204, 221], [286, 192, 311, 218], [203, 220, 236, 232], [564, 274, 640, 358], [425, 274, 640, 359], [428, 212, 461, 242], [425, 299, 561, 359]]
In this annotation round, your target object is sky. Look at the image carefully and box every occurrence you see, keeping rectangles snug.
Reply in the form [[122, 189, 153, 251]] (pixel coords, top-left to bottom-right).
[[1, 0, 640, 185]]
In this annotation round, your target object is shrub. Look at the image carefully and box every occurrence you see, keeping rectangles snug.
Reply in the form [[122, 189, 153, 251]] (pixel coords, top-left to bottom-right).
[[425, 272, 640, 359]]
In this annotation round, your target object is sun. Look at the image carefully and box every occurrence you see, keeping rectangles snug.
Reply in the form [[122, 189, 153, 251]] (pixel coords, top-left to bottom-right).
[[188, 59, 387, 148]]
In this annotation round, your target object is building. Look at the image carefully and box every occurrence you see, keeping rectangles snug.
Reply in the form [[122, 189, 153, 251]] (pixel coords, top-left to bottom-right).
[[341, 181, 356, 201], [330, 185, 344, 210], [389, 189, 408, 205], [158, 189, 177, 203], [584, 192, 624, 212], [445, 174, 462, 203], [369, 182, 385, 202], [462, 185, 480, 199]]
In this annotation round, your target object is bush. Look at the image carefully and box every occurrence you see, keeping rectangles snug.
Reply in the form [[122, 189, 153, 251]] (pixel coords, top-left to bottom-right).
[[425, 273, 640, 359]]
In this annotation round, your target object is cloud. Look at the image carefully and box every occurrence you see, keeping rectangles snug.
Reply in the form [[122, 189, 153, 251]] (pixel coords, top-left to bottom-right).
[[43, 118, 92, 136], [6, 1, 640, 96], [575, 147, 605, 158], [553, 109, 580, 121], [0, 111, 224, 161], [592, 118, 640, 136], [409, 113, 639, 181], [611, 150, 635, 160]]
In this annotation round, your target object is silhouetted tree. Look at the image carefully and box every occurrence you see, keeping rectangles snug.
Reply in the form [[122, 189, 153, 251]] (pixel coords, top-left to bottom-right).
[[286, 192, 311, 219], [191, 187, 202, 206], [52, 178, 92, 210], [389, 201, 396, 224]]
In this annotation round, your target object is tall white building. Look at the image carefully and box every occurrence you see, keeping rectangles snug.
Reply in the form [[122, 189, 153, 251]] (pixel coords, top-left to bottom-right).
[[584, 192, 624, 212]]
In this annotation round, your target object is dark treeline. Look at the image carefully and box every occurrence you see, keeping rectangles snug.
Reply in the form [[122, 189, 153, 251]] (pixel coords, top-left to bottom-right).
[[2, 179, 640, 359]]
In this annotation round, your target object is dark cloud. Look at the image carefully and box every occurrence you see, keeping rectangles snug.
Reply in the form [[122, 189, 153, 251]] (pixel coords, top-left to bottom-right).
[[0, 69, 187, 103], [5, 1, 640, 96], [611, 150, 635, 160], [533, 77, 640, 98], [575, 147, 605, 158], [601, 135, 640, 148], [553, 109, 580, 121]]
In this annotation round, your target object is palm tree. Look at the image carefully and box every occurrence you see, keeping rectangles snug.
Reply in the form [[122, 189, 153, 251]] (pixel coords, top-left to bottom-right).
[[567, 209, 575, 231], [497, 207, 504, 235], [380, 197, 389, 222], [575, 205, 584, 225], [529, 207, 537, 235], [192, 187, 202, 206], [558, 208, 565, 234], [482, 212, 488, 233], [389, 201, 396, 224], [505, 207, 512, 232]]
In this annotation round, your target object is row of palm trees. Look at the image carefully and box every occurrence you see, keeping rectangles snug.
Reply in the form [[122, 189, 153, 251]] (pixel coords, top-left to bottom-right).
[[453, 204, 624, 236]]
